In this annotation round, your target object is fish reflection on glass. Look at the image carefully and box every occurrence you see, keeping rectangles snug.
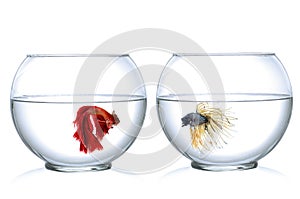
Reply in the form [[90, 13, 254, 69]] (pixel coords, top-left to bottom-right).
[[181, 102, 236, 151], [73, 106, 120, 153]]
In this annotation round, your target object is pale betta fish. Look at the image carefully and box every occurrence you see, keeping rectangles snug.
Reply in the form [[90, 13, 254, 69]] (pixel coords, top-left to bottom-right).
[[181, 103, 236, 151]]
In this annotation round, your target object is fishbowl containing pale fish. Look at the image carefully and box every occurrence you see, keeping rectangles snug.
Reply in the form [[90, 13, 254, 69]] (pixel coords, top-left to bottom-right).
[[157, 53, 292, 171]]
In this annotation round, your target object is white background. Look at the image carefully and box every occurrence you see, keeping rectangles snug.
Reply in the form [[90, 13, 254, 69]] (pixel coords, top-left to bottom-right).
[[1, 0, 299, 198]]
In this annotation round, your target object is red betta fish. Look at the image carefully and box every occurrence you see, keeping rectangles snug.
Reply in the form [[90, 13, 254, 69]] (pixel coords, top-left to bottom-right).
[[73, 106, 120, 153]]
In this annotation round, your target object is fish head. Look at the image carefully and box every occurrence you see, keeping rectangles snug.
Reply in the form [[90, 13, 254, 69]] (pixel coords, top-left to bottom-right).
[[181, 113, 194, 127]]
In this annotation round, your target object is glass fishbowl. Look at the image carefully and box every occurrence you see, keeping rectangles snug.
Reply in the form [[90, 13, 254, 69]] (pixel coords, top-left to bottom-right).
[[156, 53, 292, 171], [11, 54, 147, 172]]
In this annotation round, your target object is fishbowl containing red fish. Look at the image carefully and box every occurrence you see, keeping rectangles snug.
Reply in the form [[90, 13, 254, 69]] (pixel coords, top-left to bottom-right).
[[156, 53, 293, 171], [11, 54, 146, 172]]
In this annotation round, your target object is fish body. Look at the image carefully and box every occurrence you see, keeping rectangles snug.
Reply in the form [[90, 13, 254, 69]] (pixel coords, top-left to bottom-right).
[[181, 112, 208, 127]]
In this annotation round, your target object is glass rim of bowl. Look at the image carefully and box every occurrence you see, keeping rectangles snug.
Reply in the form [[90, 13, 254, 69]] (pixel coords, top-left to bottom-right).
[[174, 52, 275, 57], [26, 54, 129, 58]]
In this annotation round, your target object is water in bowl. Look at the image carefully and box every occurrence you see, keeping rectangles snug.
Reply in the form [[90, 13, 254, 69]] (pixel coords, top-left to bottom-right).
[[157, 93, 292, 170], [11, 94, 146, 171]]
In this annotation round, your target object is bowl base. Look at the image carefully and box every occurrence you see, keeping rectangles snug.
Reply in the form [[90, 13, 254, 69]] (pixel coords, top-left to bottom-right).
[[191, 161, 258, 171], [45, 162, 112, 172]]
